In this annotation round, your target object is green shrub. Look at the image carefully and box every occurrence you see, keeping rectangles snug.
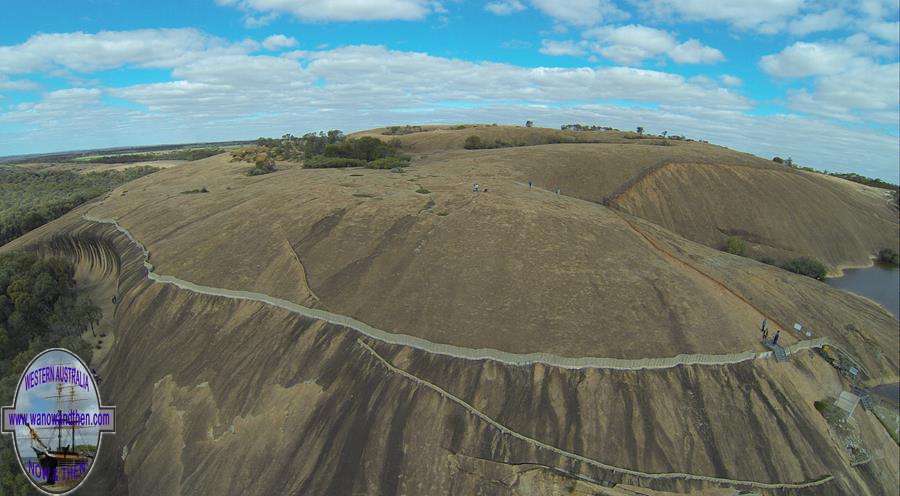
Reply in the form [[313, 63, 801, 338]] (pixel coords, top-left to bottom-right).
[[367, 156, 411, 169], [304, 156, 366, 169], [724, 236, 746, 256], [416, 187, 431, 194], [877, 248, 899, 265], [464, 135, 484, 149], [181, 187, 208, 194], [781, 257, 828, 280]]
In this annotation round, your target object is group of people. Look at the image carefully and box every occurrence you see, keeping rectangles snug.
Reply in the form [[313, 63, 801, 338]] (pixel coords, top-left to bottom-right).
[[472, 180, 559, 195], [760, 319, 781, 346]]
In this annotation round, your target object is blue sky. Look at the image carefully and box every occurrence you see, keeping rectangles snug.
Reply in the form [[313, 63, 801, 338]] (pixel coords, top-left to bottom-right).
[[1, 0, 898, 180]]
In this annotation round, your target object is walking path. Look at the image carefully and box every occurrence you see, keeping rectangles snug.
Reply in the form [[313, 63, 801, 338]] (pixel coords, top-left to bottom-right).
[[357, 338, 834, 490], [609, 207, 791, 334], [81, 213, 829, 371]]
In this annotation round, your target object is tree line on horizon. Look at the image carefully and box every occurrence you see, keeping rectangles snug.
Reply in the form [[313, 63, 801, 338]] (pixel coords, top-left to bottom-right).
[[232, 131, 410, 175]]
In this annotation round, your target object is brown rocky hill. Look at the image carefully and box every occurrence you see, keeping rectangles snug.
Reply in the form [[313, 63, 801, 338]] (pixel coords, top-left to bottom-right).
[[358, 125, 898, 270], [4, 125, 897, 495]]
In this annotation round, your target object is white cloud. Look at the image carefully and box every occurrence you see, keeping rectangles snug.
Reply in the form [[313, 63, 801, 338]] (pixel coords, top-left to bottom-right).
[[1, 28, 897, 182], [787, 8, 848, 36], [636, 0, 804, 32], [0, 77, 38, 91], [530, 0, 626, 26], [761, 36, 899, 124], [485, 0, 525, 15], [786, 62, 900, 123], [216, 0, 435, 22], [261, 34, 298, 50], [719, 74, 742, 86], [539, 39, 587, 56], [669, 39, 725, 63], [0, 29, 251, 74], [584, 24, 723, 65], [856, 0, 900, 21], [760, 41, 861, 78], [867, 21, 900, 43]]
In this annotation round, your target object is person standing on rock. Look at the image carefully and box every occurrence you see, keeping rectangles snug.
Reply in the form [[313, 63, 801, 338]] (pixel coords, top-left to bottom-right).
[[761, 319, 768, 341], [773, 330, 781, 346], [528, 180, 532, 189]]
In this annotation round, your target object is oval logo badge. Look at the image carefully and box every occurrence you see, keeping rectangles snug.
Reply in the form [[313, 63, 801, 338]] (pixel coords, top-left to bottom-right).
[[2, 348, 116, 495]]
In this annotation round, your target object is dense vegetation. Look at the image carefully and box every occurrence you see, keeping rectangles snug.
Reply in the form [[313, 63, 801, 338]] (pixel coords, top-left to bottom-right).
[[78, 147, 223, 164], [383, 125, 425, 135], [303, 156, 366, 169], [233, 131, 409, 173], [322, 136, 399, 162], [779, 257, 828, 280], [0, 253, 98, 495], [0, 166, 158, 246], [253, 131, 345, 161], [877, 248, 899, 265], [560, 124, 616, 131], [828, 173, 898, 191]]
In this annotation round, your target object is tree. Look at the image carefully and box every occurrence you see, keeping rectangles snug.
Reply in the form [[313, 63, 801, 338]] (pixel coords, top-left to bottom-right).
[[525, 120, 534, 128], [636, 126, 644, 135], [772, 156, 784, 163], [785, 156, 793, 167], [661, 130, 667, 137]]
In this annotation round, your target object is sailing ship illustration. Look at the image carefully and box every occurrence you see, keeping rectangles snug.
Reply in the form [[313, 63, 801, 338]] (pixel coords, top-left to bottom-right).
[[24, 381, 95, 490]]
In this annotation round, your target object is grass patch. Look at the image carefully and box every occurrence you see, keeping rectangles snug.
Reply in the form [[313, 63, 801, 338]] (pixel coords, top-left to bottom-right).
[[353, 193, 375, 198], [415, 187, 431, 194]]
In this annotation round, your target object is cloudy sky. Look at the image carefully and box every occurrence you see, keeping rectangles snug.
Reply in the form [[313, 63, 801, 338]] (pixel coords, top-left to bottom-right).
[[1, 1, 898, 180]]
